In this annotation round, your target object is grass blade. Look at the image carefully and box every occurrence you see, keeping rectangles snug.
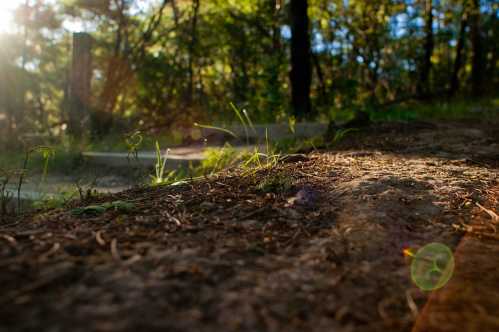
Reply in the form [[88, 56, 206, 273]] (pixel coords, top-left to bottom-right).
[[194, 123, 238, 139]]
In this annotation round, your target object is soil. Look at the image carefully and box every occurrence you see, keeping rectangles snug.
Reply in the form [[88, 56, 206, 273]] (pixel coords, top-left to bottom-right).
[[1, 121, 498, 332]]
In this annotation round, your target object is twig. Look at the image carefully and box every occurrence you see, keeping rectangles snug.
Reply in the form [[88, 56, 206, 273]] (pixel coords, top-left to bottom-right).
[[476, 203, 499, 223], [0, 234, 17, 246], [170, 215, 182, 226], [284, 229, 301, 247], [124, 254, 142, 266], [17, 151, 30, 213], [406, 289, 419, 318], [39, 243, 60, 261], [111, 238, 121, 261]]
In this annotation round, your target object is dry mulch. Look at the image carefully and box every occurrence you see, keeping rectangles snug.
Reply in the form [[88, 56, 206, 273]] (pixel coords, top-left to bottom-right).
[[1, 122, 498, 332]]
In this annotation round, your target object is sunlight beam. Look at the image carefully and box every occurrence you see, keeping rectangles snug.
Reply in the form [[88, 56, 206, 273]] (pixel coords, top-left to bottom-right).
[[0, 0, 24, 33]]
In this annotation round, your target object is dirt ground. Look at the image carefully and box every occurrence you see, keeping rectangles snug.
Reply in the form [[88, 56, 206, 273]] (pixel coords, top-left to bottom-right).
[[1, 121, 498, 332]]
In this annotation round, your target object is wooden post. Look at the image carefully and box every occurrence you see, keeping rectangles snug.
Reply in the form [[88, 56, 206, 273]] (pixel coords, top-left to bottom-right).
[[68, 32, 92, 138]]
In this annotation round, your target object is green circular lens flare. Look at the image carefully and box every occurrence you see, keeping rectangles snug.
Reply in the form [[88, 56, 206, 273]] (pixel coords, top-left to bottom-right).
[[411, 243, 455, 291]]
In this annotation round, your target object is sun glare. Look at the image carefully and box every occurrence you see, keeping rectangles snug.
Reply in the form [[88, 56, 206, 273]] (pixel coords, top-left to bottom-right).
[[0, 1, 24, 33]]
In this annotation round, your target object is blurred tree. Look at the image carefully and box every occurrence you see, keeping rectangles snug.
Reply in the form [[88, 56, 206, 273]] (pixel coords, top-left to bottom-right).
[[449, 0, 468, 97], [470, 0, 484, 98], [417, 0, 434, 98], [0, 0, 65, 143], [0, 0, 497, 146], [289, 0, 312, 120]]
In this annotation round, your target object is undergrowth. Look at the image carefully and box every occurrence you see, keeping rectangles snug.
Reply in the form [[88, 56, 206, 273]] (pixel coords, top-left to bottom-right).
[[256, 173, 293, 194], [4, 99, 495, 213]]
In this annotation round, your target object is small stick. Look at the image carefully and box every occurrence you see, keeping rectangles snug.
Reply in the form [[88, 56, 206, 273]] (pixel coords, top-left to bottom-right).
[[406, 289, 419, 318], [476, 203, 499, 223], [111, 238, 121, 261], [39, 243, 60, 262]]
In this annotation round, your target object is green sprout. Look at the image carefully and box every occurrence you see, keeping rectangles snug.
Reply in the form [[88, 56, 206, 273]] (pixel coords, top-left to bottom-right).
[[256, 173, 293, 193], [0, 168, 14, 219], [230, 102, 256, 144], [288, 115, 297, 134], [151, 141, 175, 185], [125, 130, 143, 163], [331, 128, 359, 145], [17, 146, 55, 213]]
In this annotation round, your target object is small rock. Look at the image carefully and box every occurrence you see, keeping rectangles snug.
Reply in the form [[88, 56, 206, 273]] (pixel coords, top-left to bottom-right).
[[287, 187, 319, 208]]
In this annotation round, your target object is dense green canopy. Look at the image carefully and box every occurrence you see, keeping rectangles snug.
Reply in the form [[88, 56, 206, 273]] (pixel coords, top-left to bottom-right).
[[0, 0, 497, 143]]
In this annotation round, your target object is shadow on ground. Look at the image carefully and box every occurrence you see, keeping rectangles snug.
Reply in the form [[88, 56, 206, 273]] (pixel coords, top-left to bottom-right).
[[0, 121, 498, 332]]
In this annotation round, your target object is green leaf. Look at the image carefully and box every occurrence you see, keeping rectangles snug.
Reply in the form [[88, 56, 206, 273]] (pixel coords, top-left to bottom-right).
[[71, 205, 107, 216], [110, 200, 135, 212]]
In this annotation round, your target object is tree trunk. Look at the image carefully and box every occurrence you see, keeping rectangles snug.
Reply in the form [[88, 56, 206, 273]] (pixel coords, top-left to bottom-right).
[[187, 0, 200, 104], [312, 53, 326, 100], [485, 11, 498, 77], [289, 0, 312, 120], [418, 0, 434, 98], [69, 33, 93, 139], [470, 0, 484, 97], [449, 1, 468, 97], [93, 1, 129, 138]]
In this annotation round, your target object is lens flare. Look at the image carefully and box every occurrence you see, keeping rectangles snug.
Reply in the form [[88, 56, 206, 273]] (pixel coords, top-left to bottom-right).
[[403, 247, 415, 258], [410, 243, 455, 291]]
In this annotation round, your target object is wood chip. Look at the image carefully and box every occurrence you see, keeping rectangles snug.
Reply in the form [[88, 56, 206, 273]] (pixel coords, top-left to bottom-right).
[[96, 231, 106, 246], [124, 254, 142, 265], [476, 203, 499, 223], [406, 289, 419, 318], [0, 234, 17, 245], [111, 239, 121, 261], [39, 243, 60, 261]]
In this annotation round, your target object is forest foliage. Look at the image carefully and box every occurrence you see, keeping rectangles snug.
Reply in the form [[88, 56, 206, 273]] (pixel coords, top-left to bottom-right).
[[0, 0, 497, 147]]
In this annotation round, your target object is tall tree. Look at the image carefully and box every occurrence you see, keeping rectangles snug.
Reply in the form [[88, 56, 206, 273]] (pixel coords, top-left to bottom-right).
[[418, 0, 434, 98], [69, 33, 93, 139], [449, 0, 468, 97], [470, 0, 484, 97], [289, 0, 312, 120], [187, 0, 200, 104]]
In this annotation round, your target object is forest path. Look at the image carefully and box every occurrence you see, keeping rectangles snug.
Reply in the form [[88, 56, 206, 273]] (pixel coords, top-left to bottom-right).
[[0, 122, 498, 332]]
